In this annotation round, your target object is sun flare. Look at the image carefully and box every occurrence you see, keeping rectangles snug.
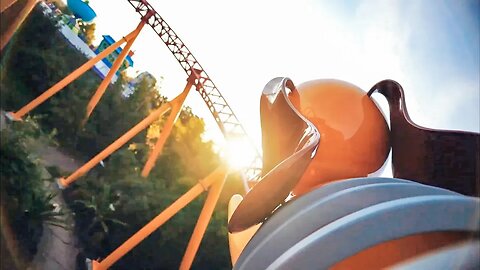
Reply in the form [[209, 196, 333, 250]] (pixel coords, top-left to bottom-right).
[[223, 137, 258, 171]]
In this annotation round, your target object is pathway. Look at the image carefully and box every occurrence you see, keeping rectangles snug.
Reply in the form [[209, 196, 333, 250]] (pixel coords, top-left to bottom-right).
[[31, 144, 83, 270]]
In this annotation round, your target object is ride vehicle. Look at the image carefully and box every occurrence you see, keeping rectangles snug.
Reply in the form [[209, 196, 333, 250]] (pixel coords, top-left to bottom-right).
[[227, 77, 479, 270]]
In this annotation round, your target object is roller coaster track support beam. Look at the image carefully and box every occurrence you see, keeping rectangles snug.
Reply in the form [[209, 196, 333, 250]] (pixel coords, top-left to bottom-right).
[[0, 0, 37, 51], [6, 22, 149, 121], [141, 68, 200, 177], [179, 165, 226, 270], [57, 75, 195, 188], [0, 0, 18, 13], [83, 11, 154, 124], [87, 165, 229, 270]]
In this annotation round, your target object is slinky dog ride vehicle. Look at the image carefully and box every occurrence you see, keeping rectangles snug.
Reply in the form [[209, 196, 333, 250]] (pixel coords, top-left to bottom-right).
[[227, 77, 479, 270]]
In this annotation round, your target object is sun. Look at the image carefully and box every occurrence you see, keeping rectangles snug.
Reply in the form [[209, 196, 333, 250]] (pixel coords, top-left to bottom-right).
[[223, 136, 259, 171]]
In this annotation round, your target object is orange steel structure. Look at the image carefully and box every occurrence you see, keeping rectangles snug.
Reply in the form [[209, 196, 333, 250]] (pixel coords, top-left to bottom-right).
[[141, 68, 193, 177], [0, 0, 38, 51], [88, 165, 229, 270], [52, 67, 226, 269], [0, 0, 19, 13], [57, 70, 197, 188], [5, 11, 153, 122], [179, 168, 227, 270], [83, 17, 148, 122]]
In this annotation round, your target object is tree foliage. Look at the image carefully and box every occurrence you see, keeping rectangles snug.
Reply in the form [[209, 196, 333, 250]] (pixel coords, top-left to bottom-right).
[[79, 22, 96, 45]]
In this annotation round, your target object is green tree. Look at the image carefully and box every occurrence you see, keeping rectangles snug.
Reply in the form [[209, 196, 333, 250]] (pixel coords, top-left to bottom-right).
[[79, 22, 96, 45]]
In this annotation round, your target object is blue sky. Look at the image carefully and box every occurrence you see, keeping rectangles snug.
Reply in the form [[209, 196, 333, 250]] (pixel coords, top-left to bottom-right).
[[84, 0, 479, 173], [319, 0, 479, 128]]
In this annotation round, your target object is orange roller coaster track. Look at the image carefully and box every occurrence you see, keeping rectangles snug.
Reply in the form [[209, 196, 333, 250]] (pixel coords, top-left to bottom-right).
[[126, 0, 262, 185]]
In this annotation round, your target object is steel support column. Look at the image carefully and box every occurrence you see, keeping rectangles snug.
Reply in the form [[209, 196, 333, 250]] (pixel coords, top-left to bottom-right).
[[179, 169, 226, 270], [6, 27, 145, 121], [0, 0, 18, 13], [84, 11, 153, 122], [90, 165, 229, 270], [0, 0, 37, 51], [141, 70, 199, 177], [57, 80, 194, 188]]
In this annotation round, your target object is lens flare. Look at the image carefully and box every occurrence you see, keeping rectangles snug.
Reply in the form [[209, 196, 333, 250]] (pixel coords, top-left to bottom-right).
[[224, 137, 256, 170]]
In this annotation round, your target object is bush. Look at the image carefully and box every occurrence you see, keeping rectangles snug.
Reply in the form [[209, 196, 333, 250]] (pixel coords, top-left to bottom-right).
[[0, 118, 65, 260]]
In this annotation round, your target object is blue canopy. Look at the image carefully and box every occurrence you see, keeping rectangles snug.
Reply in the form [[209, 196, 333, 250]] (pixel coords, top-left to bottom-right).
[[67, 0, 96, 23]]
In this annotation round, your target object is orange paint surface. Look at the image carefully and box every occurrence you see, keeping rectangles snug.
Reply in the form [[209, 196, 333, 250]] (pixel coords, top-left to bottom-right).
[[290, 79, 390, 195], [332, 231, 469, 269]]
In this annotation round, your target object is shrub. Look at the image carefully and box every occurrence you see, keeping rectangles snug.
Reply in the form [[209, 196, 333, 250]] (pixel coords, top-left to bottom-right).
[[0, 118, 65, 260]]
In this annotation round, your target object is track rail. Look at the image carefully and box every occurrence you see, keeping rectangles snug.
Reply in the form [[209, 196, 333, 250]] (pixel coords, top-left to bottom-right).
[[126, 0, 262, 183]]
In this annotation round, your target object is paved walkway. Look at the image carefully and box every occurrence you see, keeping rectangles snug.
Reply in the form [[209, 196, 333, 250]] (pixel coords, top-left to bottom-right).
[[30, 182, 79, 270], [31, 145, 83, 270]]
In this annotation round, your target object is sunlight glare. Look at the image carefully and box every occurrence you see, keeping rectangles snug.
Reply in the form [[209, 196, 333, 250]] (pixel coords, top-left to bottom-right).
[[223, 137, 256, 171]]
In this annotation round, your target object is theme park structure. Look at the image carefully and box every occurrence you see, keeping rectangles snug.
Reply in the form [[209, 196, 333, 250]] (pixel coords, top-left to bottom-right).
[[1, 0, 479, 270]]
